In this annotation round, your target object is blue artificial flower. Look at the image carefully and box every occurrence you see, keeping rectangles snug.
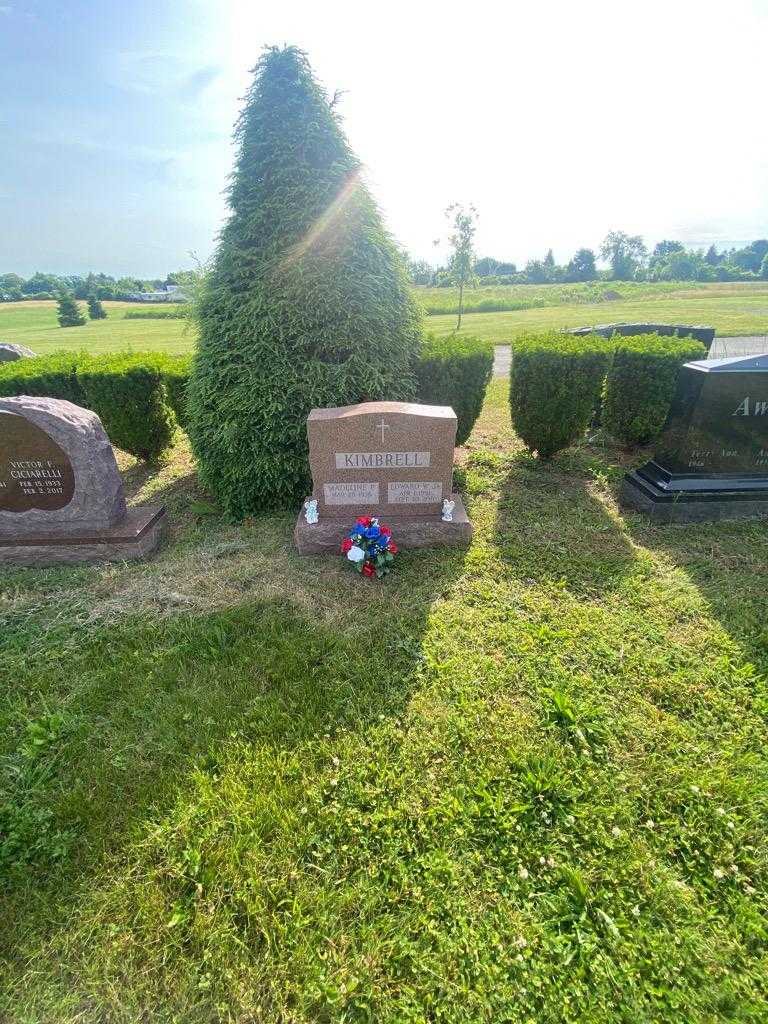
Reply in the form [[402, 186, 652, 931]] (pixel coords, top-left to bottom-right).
[[364, 525, 381, 540]]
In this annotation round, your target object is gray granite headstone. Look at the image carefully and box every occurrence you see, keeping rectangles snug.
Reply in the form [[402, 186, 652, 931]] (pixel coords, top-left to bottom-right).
[[0, 343, 37, 362], [0, 396, 166, 565]]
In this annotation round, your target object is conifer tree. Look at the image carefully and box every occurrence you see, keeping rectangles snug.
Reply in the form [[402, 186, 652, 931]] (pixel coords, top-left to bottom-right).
[[56, 291, 86, 327], [87, 294, 107, 319], [188, 46, 422, 516]]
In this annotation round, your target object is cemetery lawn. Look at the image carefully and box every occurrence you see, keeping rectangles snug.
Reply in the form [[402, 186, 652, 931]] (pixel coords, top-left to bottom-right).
[[2, 379, 768, 1022], [2, 282, 768, 357]]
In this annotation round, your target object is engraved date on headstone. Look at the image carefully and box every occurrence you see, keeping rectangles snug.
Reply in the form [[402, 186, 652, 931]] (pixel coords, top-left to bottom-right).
[[387, 481, 443, 504], [0, 413, 75, 512], [323, 481, 380, 505]]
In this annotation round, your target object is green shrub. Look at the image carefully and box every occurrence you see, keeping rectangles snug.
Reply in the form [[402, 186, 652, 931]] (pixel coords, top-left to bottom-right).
[[77, 354, 177, 461], [188, 46, 422, 517], [602, 334, 706, 446], [415, 334, 493, 444], [0, 350, 85, 404], [123, 308, 186, 319], [510, 331, 612, 458], [160, 354, 192, 429]]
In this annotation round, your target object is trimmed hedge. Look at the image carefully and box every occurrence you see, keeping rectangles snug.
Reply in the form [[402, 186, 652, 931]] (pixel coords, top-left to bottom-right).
[[145, 338, 492, 447], [415, 334, 493, 444], [510, 331, 612, 458], [602, 334, 706, 446], [76, 354, 177, 462], [161, 355, 192, 429], [0, 350, 180, 462], [124, 308, 187, 320], [0, 350, 85, 404]]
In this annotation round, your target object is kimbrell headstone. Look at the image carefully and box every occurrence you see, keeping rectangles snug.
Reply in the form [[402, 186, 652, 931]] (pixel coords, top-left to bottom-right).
[[0, 396, 167, 566], [295, 400, 472, 553], [621, 353, 768, 522]]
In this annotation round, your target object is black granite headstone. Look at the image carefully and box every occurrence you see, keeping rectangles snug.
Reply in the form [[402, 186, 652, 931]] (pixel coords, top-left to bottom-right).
[[621, 353, 768, 522], [568, 323, 715, 352]]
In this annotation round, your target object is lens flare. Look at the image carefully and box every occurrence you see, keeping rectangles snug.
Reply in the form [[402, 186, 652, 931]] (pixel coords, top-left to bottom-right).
[[278, 169, 361, 271]]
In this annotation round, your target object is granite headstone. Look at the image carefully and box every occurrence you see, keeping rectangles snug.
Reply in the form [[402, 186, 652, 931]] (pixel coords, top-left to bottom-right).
[[0, 396, 167, 566], [621, 353, 768, 522], [568, 323, 715, 353], [295, 400, 472, 553], [0, 343, 37, 362]]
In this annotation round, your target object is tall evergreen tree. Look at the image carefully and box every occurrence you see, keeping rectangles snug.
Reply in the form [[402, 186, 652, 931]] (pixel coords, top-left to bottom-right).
[[188, 46, 422, 516], [56, 291, 86, 327], [87, 294, 107, 319]]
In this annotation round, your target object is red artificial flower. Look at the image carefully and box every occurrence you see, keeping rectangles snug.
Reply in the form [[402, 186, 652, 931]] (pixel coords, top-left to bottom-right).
[[388, 542, 399, 555], [341, 537, 353, 553], [362, 561, 375, 577], [380, 525, 392, 536], [356, 516, 372, 528]]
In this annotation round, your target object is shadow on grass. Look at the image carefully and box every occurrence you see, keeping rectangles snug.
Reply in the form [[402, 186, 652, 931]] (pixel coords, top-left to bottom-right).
[[487, 445, 640, 597], [621, 510, 768, 669], [0, 539, 467, 973]]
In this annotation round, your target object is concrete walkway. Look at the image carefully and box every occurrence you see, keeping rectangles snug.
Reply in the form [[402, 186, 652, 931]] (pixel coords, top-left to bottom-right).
[[493, 336, 768, 377], [709, 336, 768, 358]]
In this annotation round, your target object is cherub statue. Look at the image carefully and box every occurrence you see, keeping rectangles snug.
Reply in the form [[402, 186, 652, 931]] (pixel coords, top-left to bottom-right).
[[441, 498, 455, 522], [303, 498, 319, 525]]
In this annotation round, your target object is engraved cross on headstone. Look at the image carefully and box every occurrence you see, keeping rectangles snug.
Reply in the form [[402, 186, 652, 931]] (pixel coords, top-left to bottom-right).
[[376, 418, 390, 445]]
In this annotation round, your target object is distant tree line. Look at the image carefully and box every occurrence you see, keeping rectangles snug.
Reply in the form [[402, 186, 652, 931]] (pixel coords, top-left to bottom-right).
[[4, 234, 768, 303], [0, 269, 197, 303], [406, 232, 768, 287]]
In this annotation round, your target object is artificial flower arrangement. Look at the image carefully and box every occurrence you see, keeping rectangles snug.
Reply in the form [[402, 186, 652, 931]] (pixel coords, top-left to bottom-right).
[[341, 516, 398, 579]]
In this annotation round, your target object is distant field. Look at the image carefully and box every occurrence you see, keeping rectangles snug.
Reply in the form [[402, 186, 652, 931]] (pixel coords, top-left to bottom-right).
[[426, 285, 768, 343], [415, 279, 695, 314], [0, 301, 190, 356], [2, 284, 768, 358]]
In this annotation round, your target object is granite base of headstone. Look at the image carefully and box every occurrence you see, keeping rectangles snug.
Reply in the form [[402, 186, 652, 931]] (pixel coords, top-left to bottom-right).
[[294, 400, 473, 554], [0, 396, 167, 567], [621, 354, 768, 523]]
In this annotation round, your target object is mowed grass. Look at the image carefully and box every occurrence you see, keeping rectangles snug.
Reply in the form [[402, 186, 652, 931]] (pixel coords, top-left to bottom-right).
[[0, 301, 190, 356], [426, 283, 768, 343], [3, 283, 768, 359], [415, 280, 693, 314], [2, 380, 768, 1022]]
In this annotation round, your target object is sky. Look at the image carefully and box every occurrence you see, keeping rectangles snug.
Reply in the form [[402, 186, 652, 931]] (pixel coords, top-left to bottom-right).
[[1, 0, 767, 278]]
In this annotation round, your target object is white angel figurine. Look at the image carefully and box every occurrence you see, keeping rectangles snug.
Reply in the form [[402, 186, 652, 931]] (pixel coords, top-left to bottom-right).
[[303, 498, 319, 525], [441, 498, 455, 522]]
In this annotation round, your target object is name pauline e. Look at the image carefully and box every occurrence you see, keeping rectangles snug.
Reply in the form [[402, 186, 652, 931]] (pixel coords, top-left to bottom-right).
[[335, 451, 430, 469]]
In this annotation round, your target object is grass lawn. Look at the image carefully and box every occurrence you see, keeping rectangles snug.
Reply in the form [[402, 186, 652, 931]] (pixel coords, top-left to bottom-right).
[[2, 284, 768, 359], [2, 380, 767, 1021], [414, 280, 700, 314], [426, 284, 768, 343], [0, 301, 191, 356]]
